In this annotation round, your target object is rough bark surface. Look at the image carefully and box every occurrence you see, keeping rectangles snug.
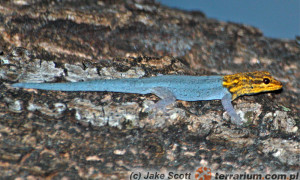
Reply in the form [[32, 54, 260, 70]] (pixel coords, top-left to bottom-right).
[[0, 0, 299, 179]]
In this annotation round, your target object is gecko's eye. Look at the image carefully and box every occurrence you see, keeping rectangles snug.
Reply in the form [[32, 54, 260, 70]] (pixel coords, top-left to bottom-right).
[[263, 78, 270, 84]]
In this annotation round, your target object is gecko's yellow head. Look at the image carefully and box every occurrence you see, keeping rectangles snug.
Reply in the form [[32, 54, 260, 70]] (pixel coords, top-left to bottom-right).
[[223, 71, 282, 100]]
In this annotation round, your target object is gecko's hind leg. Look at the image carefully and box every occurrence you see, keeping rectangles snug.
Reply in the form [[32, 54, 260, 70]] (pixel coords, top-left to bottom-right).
[[146, 87, 177, 117]]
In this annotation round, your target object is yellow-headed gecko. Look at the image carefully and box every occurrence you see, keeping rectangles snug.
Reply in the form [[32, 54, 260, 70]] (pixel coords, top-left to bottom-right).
[[12, 71, 282, 125]]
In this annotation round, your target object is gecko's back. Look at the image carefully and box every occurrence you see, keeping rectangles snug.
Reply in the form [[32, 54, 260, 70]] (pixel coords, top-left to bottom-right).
[[12, 75, 227, 101]]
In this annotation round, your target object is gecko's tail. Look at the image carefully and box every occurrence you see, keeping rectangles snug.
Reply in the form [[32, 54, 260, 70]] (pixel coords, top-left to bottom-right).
[[11, 82, 87, 91], [11, 83, 27, 88], [11, 79, 151, 93]]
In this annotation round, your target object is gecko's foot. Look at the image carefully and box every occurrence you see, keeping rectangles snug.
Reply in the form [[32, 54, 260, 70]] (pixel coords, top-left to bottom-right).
[[146, 103, 168, 118], [144, 100, 175, 119], [230, 117, 244, 126], [148, 110, 170, 119], [148, 101, 168, 112]]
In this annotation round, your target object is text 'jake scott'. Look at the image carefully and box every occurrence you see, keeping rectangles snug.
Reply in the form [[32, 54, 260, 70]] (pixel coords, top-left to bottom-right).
[[130, 171, 192, 180]]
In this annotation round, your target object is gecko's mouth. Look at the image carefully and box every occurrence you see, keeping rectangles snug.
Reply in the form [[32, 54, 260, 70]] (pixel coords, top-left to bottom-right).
[[273, 81, 283, 89], [265, 82, 283, 91]]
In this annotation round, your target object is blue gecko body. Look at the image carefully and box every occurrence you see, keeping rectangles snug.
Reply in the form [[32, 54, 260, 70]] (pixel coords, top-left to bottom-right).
[[12, 75, 229, 101], [12, 75, 242, 125]]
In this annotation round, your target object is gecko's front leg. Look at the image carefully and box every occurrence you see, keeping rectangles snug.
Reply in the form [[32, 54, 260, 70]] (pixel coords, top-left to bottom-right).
[[221, 93, 243, 126]]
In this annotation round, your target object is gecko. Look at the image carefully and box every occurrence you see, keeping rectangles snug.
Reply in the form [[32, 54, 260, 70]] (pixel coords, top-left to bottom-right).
[[12, 71, 282, 125]]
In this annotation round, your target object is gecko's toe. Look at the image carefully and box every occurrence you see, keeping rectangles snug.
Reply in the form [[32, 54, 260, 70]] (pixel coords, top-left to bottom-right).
[[230, 117, 244, 126], [144, 102, 172, 119]]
